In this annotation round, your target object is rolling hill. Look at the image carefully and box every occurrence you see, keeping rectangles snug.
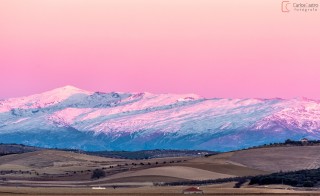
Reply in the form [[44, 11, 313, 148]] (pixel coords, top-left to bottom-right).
[[1, 145, 320, 187]]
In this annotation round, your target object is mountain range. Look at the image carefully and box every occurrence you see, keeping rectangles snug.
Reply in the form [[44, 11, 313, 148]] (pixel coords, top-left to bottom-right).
[[1, 86, 320, 151]]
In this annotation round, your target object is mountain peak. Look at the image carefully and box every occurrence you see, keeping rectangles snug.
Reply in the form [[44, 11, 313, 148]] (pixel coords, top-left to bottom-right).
[[44, 85, 91, 97], [50, 85, 85, 92], [0, 86, 92, 112]]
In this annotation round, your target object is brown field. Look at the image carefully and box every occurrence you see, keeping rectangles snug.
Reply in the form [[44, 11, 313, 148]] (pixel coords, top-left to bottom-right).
[[229, 146, 320, 172], [1, 146, 320, 195], [107, 166, 235, 180], [1, 185, 320, 196]]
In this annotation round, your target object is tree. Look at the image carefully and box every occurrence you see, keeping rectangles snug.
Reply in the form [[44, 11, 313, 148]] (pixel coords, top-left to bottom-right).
[[303, 181, 314, 187], [91, 169, 106, 179], [234, 178, 247, 188], [284, 139, 290, 144]]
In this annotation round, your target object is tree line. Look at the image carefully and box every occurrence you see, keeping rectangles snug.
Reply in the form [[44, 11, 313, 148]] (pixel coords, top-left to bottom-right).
[[249, 168, 320, 187]]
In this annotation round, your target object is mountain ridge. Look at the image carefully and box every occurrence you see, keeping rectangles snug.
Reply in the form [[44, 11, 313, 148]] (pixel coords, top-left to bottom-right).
[[1, 86, 320, 151]]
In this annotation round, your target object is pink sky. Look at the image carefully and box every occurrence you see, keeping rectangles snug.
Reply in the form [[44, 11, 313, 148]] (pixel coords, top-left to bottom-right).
[[0, 0, 320, 99]]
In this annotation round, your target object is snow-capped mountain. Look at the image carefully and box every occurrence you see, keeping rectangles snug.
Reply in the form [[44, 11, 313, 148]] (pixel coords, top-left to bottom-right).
[[1, 86, 320, 151]]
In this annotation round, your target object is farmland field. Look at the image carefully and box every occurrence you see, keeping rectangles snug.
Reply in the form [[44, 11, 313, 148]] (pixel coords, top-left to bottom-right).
[[2, 146, 320, 195]]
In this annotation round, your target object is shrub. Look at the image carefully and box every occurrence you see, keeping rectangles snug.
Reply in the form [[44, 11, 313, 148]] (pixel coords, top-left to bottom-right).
[[234, 178, 247, 188], [91, 169, 106, 179], [303, 181, 314, 187]]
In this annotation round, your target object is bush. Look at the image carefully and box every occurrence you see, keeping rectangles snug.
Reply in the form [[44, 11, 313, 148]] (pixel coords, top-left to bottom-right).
[[91, 169, 106, 179], [303, 181, 314, 187], [234, 178, 247, 188], [249, 168, 320, 187]]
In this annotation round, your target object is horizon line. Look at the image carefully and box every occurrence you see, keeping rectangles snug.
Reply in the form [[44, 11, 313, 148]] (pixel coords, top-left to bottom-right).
[[1, 85, 319, 102]]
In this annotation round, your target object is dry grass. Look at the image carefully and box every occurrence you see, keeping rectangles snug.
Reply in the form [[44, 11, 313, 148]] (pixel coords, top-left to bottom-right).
[[229, 146, 320, 172], [107, 166, 235, 181], [0, 185, 320, 196]]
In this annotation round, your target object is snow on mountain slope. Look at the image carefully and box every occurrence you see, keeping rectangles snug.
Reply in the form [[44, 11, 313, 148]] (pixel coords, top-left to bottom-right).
[[0, 86, 89, 113], [254, 98, 320, 132], [0, 86, 320, 151]]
